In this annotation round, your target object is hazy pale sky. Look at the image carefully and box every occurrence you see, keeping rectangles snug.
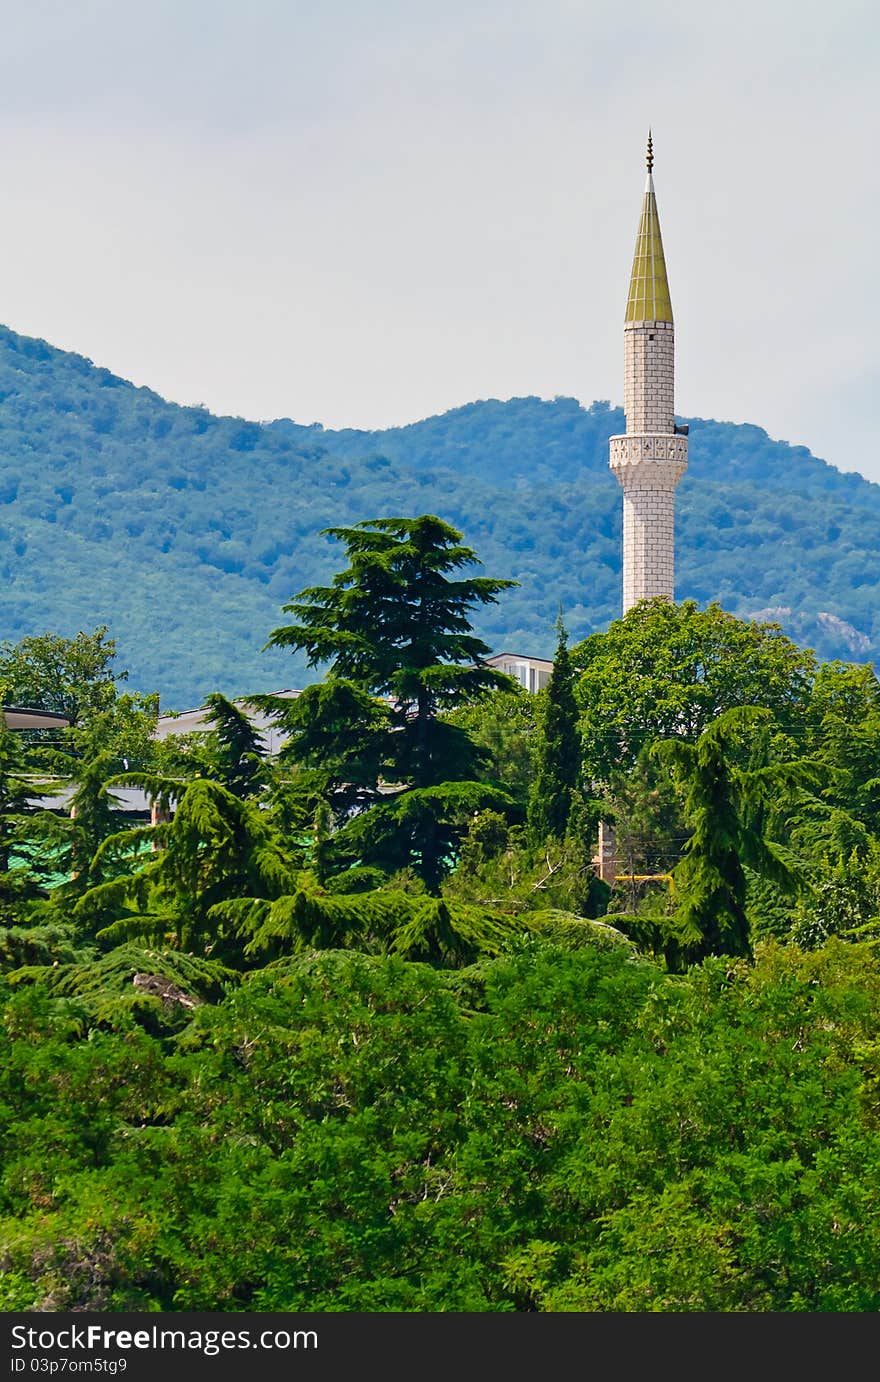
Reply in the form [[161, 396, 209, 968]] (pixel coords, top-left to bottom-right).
[[1, 0, 877, 478]]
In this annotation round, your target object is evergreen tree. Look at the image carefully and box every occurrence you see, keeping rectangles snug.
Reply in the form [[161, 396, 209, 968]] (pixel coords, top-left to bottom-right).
[[265, 678, 392, 821], [653, 706, 814, 966], [201, 693, 267, 800], [267, 516, 516, 789], [75, 776, 298, 961], [527, 616, 580, 841], [0, 723, 36, 874], [265, 517, 518, 888]]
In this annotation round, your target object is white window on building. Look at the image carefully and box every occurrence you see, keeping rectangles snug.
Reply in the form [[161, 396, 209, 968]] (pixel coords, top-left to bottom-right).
[[487, 654, 554, 693]]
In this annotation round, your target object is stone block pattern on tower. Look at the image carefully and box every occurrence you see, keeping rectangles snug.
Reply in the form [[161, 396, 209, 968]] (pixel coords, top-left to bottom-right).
[[622, 484, 676, 610], [609, 434, 687, 612], [624, 321, 675, 435]]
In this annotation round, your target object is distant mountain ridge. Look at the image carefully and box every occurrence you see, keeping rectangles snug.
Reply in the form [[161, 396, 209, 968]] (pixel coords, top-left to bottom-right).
[[0, 322, 876, 708]]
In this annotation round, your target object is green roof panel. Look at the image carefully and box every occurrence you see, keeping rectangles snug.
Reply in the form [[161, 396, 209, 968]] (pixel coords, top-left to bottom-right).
[[625, 174, 673, 325]]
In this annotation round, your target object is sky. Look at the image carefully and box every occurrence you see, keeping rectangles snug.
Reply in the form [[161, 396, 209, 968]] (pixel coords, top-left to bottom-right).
[[0, 0, 877, 479]]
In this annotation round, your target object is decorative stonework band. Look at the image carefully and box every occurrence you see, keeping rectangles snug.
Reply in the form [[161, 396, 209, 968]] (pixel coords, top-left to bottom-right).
[[609, 433, 688, 484]]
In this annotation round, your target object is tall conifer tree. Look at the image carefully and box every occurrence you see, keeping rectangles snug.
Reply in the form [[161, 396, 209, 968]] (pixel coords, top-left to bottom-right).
[[653, 705, 815, 965], [527, 616, 581, 841], [265, 516, 517, 888]]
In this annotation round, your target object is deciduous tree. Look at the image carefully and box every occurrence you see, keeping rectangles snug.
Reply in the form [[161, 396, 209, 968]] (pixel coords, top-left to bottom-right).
[[573, 600, 815, 783]]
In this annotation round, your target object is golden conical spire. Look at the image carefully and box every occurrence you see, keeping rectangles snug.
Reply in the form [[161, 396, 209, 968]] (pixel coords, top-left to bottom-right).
[[625, 132, 673, 324]]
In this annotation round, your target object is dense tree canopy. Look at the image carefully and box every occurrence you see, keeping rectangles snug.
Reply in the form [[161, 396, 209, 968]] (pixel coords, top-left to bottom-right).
[[4, 940, 880, 1311], [5, 509, 880, 1313], [0, 626, 122, 725], [572, 599, 816, 782]]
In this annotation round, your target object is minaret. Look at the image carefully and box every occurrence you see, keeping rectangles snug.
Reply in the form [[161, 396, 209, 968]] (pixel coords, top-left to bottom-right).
[[609, 133, 687, 613]]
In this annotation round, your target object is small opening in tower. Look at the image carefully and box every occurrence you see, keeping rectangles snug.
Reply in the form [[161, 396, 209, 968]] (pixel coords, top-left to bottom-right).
[[648, 333, 655, 340]]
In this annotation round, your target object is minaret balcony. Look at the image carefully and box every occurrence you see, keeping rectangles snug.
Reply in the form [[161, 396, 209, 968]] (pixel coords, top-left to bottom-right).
[[609, 433, 688, 484]]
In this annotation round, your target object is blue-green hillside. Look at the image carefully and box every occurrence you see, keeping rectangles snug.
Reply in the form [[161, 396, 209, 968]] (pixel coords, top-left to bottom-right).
[[0, 322, 876, 708]]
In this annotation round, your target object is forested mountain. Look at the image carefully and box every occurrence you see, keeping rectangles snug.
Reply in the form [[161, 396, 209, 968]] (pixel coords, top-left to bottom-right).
[[0, 322, 877, 709]]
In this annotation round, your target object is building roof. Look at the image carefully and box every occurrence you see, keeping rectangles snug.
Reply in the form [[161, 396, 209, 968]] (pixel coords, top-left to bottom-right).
[[28, 784, 153, 815], [2, 706, 70, 730], [485, 652, 554, 670], [154, 689, 300, 741], [624, 132, 673, 325]]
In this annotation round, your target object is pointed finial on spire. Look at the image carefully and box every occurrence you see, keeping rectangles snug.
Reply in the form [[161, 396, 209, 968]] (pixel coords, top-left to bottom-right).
[[626, 129, 672, 323]]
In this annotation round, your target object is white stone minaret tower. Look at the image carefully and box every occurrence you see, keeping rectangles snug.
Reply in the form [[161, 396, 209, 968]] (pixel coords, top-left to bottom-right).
[[609, 133, 687, 613]]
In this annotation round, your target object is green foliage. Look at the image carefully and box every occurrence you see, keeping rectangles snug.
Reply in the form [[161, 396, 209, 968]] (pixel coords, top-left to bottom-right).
[[524, 910, 634, 952], [334, 781, 516, 893], [802, 661, 880, 831], [0, 723, 39, 875], [267, 517, 517, 889], [391, 896, 529, 967], [573, 599, 816, 782], [444, 810, 609, 920], [74, 777, 298, 960], [212, 873, 401, 957], [527, 618, 581, 840], [269, 516, 513, 686], [0, 626, 159, 776], [217, 877, 532, 969], [269, 516, 515, 788], [744, 868, 800, 943], [199, 692, 268, 799], [789, 853, 880, 950], [324, 864, 389, 895], [443, 685, 537, 807], [604, 749, 686, 908], [0, 919, 88, 972], [0, 626, 122, 727], [9, 943, 237, 1031], [27, 746, 129, 895], [653, 707, 815, 965], [76, 692, 160, 769], [5, 937, 880, 1309], [262, 678, 391, 819]]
